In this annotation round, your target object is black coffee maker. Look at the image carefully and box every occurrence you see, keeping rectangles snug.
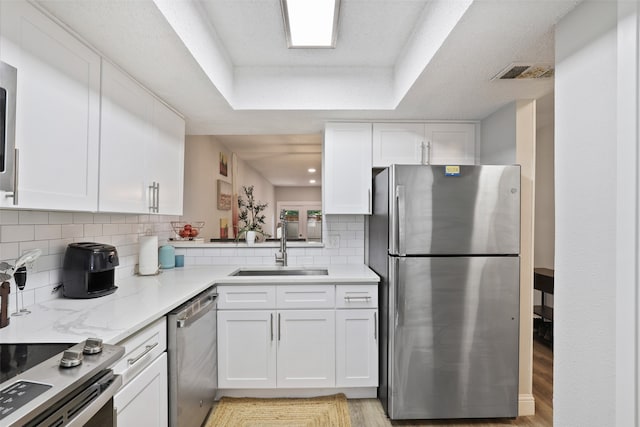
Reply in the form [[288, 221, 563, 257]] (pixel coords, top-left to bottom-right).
[[62, 242, 119, 299]]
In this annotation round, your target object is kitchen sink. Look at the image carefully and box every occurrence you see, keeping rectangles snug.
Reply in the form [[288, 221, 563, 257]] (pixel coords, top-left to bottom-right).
[[229, 267, 329, 276]]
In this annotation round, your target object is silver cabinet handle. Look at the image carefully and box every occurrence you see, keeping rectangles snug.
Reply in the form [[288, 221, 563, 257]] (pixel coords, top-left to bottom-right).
[[148, 182, 159, 212], [270, 313, 274, 341], [420, 141, 425, 165], [374, 312, 377, 340], [127, 342, 158, 366], [344, 296, 371, 302], [156, 182, 160, 212], [425, 140, 432, 165], [278, 313, 281, 341], [368, 189, 372, 213]]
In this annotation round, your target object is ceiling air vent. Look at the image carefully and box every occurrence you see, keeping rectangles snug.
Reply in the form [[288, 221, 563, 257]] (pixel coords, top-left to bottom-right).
[[492, 63, 554, 80]]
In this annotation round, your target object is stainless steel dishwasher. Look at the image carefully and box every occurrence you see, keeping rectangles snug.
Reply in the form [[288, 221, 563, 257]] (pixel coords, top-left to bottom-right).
[[167, 287, 217, 427]]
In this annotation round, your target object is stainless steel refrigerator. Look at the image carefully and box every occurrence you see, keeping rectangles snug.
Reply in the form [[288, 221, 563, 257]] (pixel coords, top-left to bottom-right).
[[368, 164, 520, 420]]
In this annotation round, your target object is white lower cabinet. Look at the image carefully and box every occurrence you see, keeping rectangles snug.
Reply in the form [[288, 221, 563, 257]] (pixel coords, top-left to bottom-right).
[[217, 310, 277, 388], [114, 353, 168, 426], [113, 317, 168, 426], [335, 309, 378, 387], [217, 284, 377, 394], [277, 310, 335, 388]]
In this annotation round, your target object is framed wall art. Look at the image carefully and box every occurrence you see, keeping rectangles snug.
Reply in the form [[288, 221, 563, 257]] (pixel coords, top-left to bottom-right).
[[217, 180, 232, 210]]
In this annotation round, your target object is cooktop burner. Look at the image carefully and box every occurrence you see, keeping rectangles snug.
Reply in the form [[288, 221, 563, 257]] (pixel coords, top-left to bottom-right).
[[0, 344, 75, 384]]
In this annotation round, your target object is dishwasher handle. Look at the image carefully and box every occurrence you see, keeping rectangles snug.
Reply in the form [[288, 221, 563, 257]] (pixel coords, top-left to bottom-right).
[[176, 292, 217, 329]]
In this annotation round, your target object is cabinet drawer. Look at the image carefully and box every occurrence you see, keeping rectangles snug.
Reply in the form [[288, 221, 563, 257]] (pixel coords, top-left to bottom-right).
[[276, 285, 335, 309], [217, 285, 276, 309], [336, 284, 378, 308], [114, 317, 167, 384]]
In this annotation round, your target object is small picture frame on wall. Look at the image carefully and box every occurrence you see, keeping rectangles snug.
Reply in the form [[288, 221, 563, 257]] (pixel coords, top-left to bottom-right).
[[220, 218, 229, 239], [219, 152, 228, 176], [217, 180, 232, 210]]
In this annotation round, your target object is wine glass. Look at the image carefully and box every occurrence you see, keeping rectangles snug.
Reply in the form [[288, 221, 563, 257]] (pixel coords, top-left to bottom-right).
[[12, 266, 29, 316], [10, 249, 41, 317]]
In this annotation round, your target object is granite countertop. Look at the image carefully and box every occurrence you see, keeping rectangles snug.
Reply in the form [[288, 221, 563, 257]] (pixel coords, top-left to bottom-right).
[[0, 265, 378, 345]]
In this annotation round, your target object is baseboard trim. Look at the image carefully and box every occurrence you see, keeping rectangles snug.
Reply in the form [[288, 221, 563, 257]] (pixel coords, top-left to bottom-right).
[[518, 393, 535, 416], [217, 387, 377, 400]]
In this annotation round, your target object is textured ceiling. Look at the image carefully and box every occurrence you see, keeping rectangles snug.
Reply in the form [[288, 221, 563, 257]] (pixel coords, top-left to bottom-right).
[[34, 0, 581, 186]]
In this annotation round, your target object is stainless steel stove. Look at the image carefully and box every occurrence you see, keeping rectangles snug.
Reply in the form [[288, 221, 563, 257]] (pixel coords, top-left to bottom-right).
[[0, 339, 124, 426]]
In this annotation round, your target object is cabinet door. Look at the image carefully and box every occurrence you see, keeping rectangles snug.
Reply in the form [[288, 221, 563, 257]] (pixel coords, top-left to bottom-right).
[[114, 352, 168, 427], [277, 310, 335, 388], [149, 100, 185, 215], [323, 122, 372, 214], [217, 310, 276, 388], [372, 123, 425, 167], [425, 123, 476, 165], [336, 309, 378, 387], [0, 1, 100, 211], [99, 60, 152, 213]]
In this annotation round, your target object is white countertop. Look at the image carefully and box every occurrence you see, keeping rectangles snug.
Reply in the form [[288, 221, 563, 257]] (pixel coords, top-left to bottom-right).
[[0, 265, 378, 345]]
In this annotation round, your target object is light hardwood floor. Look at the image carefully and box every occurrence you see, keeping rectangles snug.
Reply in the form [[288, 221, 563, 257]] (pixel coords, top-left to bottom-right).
[[348, 338, 553, 427]]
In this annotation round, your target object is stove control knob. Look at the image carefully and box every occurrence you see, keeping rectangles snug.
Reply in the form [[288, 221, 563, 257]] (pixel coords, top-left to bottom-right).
[[60, 349, 83, 368], [83, 338, 103, 355]]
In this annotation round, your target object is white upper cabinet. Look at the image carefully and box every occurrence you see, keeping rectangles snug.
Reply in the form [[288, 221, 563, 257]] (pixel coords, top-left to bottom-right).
[[0, 1, 101, 211], [149, 100, 185, 215], [425, 123, 476, 165], [100, 60, 152, 213], [372, 122, 476, 167], [323, 122, 372, 214], [372, 123, 426, 167], [99, 61, 184, 214]]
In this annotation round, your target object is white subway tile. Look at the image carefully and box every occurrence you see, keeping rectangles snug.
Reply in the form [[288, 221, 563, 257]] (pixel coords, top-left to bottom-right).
[[103, 224, 119, 236], [125, 215, 139, 224], [347, 222, 364, 231], [35, 225, 62, 240], [339, 247, 357, 256], [184, 248, 204, 257], [72, 212, 94, 224], [312, 256, 331, 265], [111, 214, 126, 224], [1, 225, 34, 242], [49, 212, 73, 224], [0, 242, 19, 260], [195, 257, 215, 265], [35, 285, 59, 304], [93, 213, 111, 224], [330, 256, 347, 265], [84, 224, 103, 236], [0, 210, 19, 225], [117, 224, 134, 234], [61, 224, 84, 238], [20, 211, 49, 224]]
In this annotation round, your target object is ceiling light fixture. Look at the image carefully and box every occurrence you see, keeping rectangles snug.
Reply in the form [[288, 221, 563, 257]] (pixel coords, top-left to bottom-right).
[[309, 179, 316, 184], [308, 168, 316, 173], [281, 0, 340, 48]]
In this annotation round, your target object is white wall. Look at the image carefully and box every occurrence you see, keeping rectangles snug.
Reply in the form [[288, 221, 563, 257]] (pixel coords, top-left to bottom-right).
[[534, 92, 555, 270], [555, 1, 618, 425], [274, 186, 322, 203], [480, 101, 517, 164]]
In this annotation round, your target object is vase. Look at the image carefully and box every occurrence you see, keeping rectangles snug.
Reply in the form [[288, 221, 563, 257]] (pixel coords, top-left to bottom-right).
[[246, 230, 256, 246]]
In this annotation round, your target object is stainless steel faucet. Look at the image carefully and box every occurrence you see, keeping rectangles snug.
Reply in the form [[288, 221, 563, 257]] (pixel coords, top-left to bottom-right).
[[275, 209, 287, 266]]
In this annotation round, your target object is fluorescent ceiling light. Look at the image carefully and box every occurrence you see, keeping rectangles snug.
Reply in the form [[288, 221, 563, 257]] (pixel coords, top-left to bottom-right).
[[308, 168, 316, 173], [309, 179, 316, 184], [281, 0, 340, 48]]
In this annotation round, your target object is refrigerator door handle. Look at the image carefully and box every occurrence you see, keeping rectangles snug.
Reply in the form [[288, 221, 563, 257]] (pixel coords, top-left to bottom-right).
[[396, 185, 406, 255]]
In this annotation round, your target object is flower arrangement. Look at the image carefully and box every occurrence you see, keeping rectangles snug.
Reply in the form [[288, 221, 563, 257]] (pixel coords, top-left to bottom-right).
[[236, 185, 270, 240]]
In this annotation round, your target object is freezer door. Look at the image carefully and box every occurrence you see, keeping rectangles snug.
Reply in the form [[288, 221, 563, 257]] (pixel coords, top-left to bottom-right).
[[389, 165, 520, 255], [388, 256, 519, 420]]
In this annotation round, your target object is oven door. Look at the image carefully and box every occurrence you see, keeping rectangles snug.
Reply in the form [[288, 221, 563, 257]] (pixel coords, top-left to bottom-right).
[[25, 369, 122, 427]]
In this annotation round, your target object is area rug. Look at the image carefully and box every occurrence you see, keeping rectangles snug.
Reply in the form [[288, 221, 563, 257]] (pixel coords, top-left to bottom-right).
[[205, 393, 352, 427]]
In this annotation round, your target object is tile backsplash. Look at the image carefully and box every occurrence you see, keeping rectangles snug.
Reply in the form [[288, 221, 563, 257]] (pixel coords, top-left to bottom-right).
[[0, 211, 365, 308]]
